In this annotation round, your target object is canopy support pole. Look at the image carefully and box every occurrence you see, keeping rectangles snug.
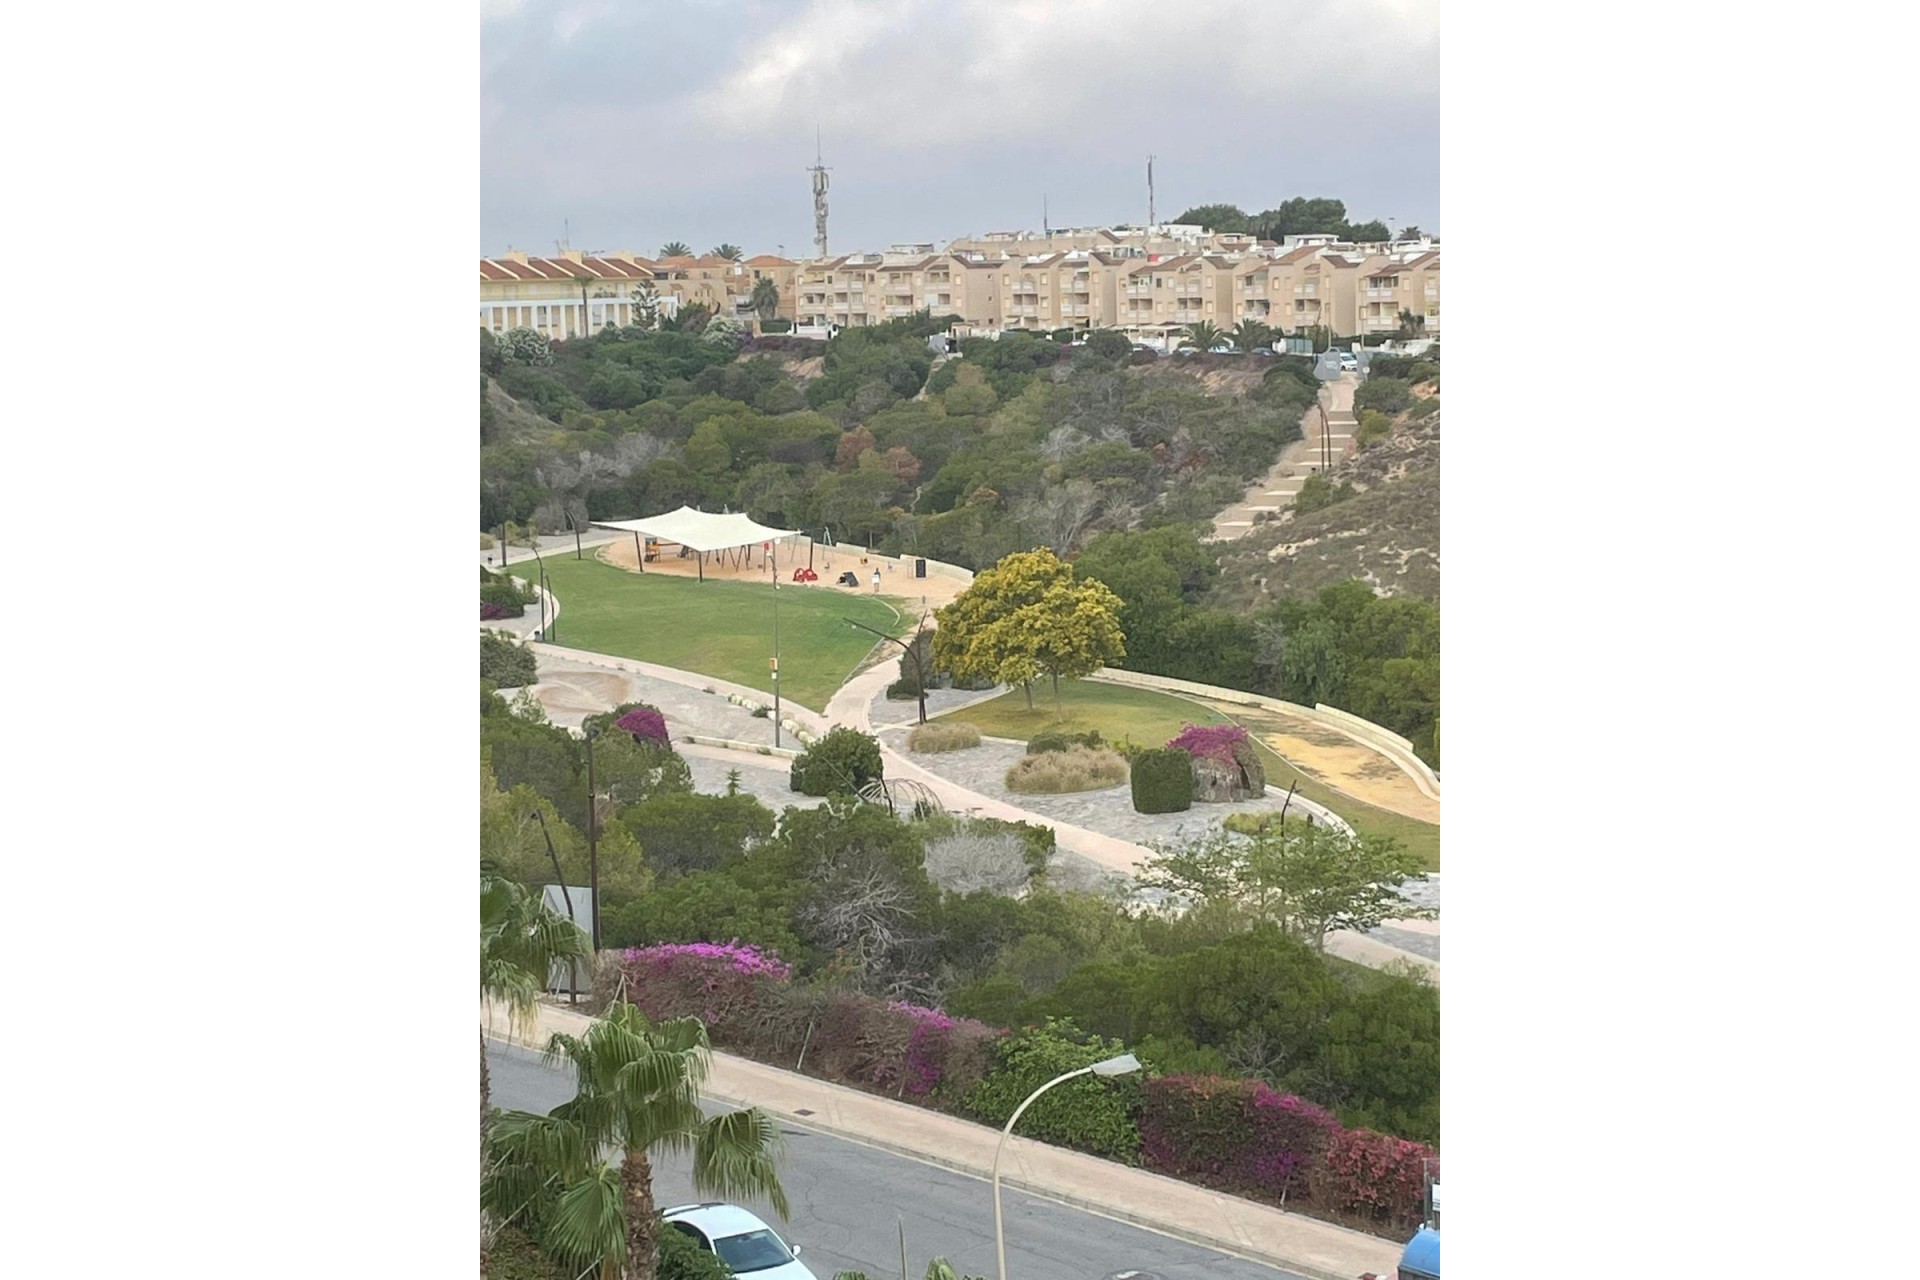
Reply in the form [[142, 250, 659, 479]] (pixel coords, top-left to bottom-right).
[[697, 551, 704, 582], [633, 531, 643, 572]]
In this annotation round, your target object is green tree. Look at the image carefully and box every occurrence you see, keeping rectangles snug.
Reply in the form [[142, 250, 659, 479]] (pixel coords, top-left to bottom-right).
[[709, 244, 743, 261], [1229, 319, 1272, 354], [1171, 203, 1251, 233], [1343, 219, 1391, 243], [1139, 821, 1430, 951], [750, 276, 780, 321], [659, 242, 692, 259], [933, 548, 1126, 713], [1179, 321, 1224, 352], [485, 1003, 791, 1280]]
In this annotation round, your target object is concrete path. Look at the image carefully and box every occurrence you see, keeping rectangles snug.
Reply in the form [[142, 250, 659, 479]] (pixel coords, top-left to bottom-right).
[[1208, 375, 1357, 541], [486, 997, 1401, 1280]]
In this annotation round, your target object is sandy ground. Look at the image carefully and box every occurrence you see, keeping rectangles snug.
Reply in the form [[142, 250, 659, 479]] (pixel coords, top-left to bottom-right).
[[1204, 701, 1441, 824], [594, 536, 970, 610]]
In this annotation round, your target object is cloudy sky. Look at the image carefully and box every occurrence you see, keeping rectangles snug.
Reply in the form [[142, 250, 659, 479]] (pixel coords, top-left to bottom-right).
[[481, 0, 1439, 259]]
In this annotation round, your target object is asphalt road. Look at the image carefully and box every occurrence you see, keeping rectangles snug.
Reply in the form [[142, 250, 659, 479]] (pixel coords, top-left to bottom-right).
[[486, 1040, 1311, 1280]]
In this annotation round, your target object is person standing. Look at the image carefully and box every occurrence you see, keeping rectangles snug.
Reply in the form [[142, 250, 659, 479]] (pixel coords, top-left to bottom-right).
[[871, 568, 881, 593]]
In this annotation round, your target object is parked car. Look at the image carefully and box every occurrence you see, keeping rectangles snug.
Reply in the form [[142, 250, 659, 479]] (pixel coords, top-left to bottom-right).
[[1173, 346, 1200, 357], [664, 1203, 818, 1280], [1207, 343, 1237, 354], [1250, 347, 1275, 356], [1326, 350, 1358, 371]]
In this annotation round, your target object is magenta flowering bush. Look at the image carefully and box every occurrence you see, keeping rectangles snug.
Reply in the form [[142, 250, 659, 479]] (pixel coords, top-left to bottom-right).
[[1306, 1126, 1436, 1232], [614, 705, 670, 745], [481, 602, 516, 621], [598, 941, 790, 1039], [1166, 723, 1252, 763], [888, 1001, 998, 1097]]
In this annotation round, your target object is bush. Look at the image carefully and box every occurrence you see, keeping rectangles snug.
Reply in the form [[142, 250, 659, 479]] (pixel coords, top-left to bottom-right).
[[1026, 728, 1104, 755], [758, 318, 793, 334], [594, 942, 792, 1041], [1410, 395, 1439, 420], [1292, 473, 1356, 516], [612, 704, 670, 747], [961, 1019, 1143, 1163], [789, 726, 884, 796], [481, 601, 518, 621], [1353, 377, 1412, 417], [1129, 748, 1194, 813], [658, 1224, 733, 1280], [481, 630, 538, 687], [480, 532, 497, 550], [1003, 747, 1129, 794], [1305, 1127, 1437, 1235], [1355, 409, 1394, 450], [1139, 1075, 1339, 1204], [1166, 724, 1264, 799], [481, 580, 528, 616], [908, 722, 981, 753]]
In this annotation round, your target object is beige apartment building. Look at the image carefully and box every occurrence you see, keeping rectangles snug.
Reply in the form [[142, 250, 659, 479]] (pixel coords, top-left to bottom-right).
[[479, 250, 799, 339], [481, 232, 1434, 345]]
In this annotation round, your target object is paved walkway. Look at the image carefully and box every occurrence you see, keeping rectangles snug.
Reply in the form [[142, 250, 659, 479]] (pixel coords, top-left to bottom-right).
[[485, 997, 1401, 1280], [1208, 376, 1357, 541]]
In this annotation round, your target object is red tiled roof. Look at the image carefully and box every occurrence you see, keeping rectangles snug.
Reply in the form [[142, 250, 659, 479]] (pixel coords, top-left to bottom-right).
[[1275, 246, 1319, 265], [479, 261, 515, 281], [488, 259, 547, 280], [744, 254, 795, 266]]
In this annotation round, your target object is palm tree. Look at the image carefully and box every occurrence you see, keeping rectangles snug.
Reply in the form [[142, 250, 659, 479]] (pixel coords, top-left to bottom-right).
[[750, 276, 780, 322], [709, 243, 744, 261], [486, 1002, 791, 1280], [481, 870, 589, 1273], [1397, 308, 1426, 340], [1180, 320, 1224, 352], [658, 241, 692, 259], [1230, 318, 1271, 354]]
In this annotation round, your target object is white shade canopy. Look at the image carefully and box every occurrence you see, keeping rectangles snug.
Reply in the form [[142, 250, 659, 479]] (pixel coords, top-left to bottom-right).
[[591, 506, 799, 553]]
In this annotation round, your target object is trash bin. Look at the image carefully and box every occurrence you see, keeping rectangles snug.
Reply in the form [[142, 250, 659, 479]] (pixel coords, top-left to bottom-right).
[[914, 557, 927, 579]]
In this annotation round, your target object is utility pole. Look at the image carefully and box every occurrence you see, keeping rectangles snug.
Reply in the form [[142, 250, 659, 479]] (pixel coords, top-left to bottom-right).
[[584, 728, 600, 950]]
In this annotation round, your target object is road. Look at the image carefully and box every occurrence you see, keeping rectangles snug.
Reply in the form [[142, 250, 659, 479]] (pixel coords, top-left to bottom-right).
[[487, 1040, 1313, 1280]]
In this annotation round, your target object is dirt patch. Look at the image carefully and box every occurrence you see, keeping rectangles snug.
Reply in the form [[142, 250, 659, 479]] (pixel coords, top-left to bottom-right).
[[594, 539, 970, 609]]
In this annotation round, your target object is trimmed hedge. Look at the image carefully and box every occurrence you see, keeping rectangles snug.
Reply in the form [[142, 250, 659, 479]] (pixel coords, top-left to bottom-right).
[[598, 945, 1436, 1237], [1129, 747, 1194, 813]]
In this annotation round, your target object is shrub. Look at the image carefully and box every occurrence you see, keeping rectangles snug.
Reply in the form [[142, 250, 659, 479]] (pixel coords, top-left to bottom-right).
[[658, 1224, 733, 1280], [480, 580, 528, 616], [1139, 1075, 1339, 1203], [1355, 410, 1393, 450], [1026, 728, 1103, 755], [613, 704, 670, 746], [1292, 473, 1356, 516], [1410, 395, 1439, 420], [481, 601, 517, 621], [1353, 377, 1412, 417], [789, 726, 884, 796], [595, 942, 791, 1041], [759, 318, 793, 334], [481, 630, 538, 687], [1305, 1127, 1437, 1235], [480, 532, 497, 550], [1003, 747, 1129, 794], [1166, 724, 1264, 799], [1130, 748, 1194, 813], [961, 1019, 1143, 1163], [908, 722, 981, 753]]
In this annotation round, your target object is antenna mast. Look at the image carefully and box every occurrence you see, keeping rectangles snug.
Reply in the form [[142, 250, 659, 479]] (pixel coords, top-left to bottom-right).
[[808, 128, 831, 259], [1147, 155, 1156, 228]]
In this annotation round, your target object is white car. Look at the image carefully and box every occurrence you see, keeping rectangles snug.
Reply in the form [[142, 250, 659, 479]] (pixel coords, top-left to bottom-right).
[[1327, 350, 1359, 372], [664, 1203, 818, 1280]]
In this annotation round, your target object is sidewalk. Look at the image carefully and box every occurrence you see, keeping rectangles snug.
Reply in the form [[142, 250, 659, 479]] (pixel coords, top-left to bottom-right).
[[485, 997, 1399, 1280]]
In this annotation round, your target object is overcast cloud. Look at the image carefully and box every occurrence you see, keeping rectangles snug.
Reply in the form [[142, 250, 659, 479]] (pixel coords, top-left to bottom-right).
[[481, 0, 1438, 258]]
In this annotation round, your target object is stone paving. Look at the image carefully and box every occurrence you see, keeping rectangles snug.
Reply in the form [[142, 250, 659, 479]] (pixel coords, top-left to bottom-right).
[[519, 653, 783, 745], [681, 748, 827, 813]]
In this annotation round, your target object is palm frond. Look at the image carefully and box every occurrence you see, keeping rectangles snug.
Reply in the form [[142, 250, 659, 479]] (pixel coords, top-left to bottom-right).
[[542, 1163, 627, 1273], [693, 1107, 791, 1221]]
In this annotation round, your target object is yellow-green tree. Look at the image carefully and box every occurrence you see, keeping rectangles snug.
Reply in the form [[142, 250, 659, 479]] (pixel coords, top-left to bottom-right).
[[933, 549, 1126, 714]]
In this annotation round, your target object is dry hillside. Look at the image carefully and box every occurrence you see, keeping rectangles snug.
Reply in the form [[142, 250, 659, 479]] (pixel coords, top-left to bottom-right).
[[1210, 413, 1440, 608]]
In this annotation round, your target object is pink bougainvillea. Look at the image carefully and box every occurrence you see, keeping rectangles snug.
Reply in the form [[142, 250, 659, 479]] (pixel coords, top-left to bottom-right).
[[1165, 723, 1252, 763], [614, 706, 670, 745]]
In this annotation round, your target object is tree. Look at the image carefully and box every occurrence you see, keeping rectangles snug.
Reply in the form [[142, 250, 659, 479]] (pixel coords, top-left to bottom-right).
[[750, 276, 780, 322], [503, 326, 555, 366], [1139, 821, 1431, 951], [709, 244, 743, 261], [480, 870, 589, 1272], [1172, 203, 1251, 233], [1398, 225, 1425, 241], [1179, 321, 1224, 352], [630, 282, 662, 330], [659, 242, 692, 259], [1396, 308, 1426, 339], [1343, 219, 1390, 243], [484, 1002, 791, 1280], [932, 548, 1126, 714], [1230, 319, 1272, 354]]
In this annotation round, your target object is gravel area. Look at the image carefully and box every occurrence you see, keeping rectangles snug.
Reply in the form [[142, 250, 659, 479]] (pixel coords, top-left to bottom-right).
[[1366, 925, 1440, 961], [521, 654, 785, 746], [682, 752, 827, 813]]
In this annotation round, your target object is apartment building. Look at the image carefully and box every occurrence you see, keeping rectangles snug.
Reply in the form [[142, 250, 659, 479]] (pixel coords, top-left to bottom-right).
[[480, 250, 800, 340]]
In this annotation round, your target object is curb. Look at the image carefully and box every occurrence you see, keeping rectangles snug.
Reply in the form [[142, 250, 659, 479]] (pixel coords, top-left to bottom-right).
[[485, 1022, 1384, 1280]]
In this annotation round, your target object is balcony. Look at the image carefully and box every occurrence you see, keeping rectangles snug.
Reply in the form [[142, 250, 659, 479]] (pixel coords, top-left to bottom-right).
[[885, 304, 915, 316], [1242, 287, 1267, 298], [1124, 284, 1152, 297], [1294, 285, 1317, 297], [1366, 287, 1399, 299], [1364, 315, 1400, 331]]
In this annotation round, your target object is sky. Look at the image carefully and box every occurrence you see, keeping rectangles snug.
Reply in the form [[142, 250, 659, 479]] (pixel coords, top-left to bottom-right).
[[481, 0, 1439, 259]]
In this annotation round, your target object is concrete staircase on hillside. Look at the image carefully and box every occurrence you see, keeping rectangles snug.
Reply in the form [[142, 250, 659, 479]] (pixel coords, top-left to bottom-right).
[[1207, 378, 1358, 541]]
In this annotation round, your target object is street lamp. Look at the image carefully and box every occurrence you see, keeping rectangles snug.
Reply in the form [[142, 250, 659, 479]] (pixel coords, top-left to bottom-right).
[[771, 557, 783, 748], [846, 614, 931, 724], [991, 1052, 1140, 1280]]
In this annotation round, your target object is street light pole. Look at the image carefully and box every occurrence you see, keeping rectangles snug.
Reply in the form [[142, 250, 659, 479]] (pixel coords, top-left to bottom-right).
[[771, 558, 783, 749], [992, 1053, 1140, 1280], [845, 615, 931, 724], [584, 727, 600, 951]]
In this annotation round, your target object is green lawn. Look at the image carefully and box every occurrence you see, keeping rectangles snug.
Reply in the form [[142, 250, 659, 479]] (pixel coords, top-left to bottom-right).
[[939, 679, 1440, 871], [505, 553, 906, 711], [937, 679, 1234, 750]]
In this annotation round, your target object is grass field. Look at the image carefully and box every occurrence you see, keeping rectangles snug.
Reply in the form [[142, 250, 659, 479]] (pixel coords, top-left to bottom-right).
[[938, 679, 1234, 749], [939, 678, 1440, 870], [509, 553, 906, 711]]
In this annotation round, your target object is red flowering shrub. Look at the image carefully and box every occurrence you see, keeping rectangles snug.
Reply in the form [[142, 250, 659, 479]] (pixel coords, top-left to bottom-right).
[[1140, 1075, 1339, 1203], [481, 602, 517, 621], [1306, 1126, 1437, 1233], [1166, 723, 1251, 763]]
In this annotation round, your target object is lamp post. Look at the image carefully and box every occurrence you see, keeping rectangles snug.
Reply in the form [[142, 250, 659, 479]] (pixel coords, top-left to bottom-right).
[[991, 1052, 1140, 1280], [771, 557, 783, 749], [583, 725, 601, 951], [845, 614, 931, 724]]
